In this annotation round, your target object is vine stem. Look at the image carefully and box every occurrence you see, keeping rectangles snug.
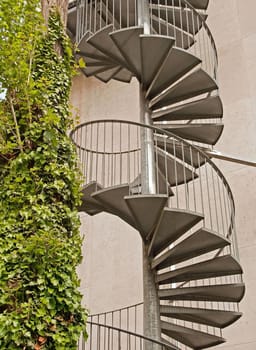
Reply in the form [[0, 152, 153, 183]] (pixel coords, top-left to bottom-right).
[[8, 96, 23, 152]]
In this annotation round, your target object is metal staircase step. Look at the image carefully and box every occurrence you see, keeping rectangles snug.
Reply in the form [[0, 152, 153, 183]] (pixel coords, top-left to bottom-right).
[[131, 169, 174, 196], [151, 7, 207, 35], [110, 27, 144, 77], [158, 283, 245, 302], [157, 255, 243, 285], [79, 181, 105, 215], [155, 123, 224, 145], [152, 228, 230, 270], [160, 305, 242, 328], [113, 68, 133, 83], [149, 0, 209, 10], [153, 95, 223, 122], [151, 69, 218, 108], [91, 184, 137, 228], [161, 321, 225, 349], [87, 25, 129, 68], [96, 66, 122, 82], [124, 195, 168, 239], [156, 147, 198, 185], [140, 35, 175, 87], [82, 64, 117, 77], [78, 32, 112, 63], [147, 48, 201, 99], [151, 15, 195, 49], [154, 136, 206, 168], [149, 208, 204, 256]]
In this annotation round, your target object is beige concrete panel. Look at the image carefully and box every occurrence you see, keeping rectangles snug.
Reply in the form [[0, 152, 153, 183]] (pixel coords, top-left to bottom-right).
[[207, 0, 241, 49], [78, 212, 143, 314], [71, 74, 140, 123], [236, 0, 256, 39]]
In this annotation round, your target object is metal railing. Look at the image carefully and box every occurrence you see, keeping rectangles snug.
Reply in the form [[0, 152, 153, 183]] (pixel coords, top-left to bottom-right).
[[78, 322, 177, 350], [75, 0, 217, 79], [71, 119, 241, 259]]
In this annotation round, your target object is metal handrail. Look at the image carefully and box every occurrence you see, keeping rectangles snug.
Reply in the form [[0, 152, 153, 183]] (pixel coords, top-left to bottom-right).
[[70, 118, 235, 211], [89, 302, 144, 318], [82, 321, 178, 349]]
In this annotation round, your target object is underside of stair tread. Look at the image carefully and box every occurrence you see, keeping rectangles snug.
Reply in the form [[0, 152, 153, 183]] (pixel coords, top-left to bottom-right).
[[156, 146, 199, 185], [161, 320, 225, 349], [152, 228, 230, 270], [91, 184, 138, 228], [124, 194, 168, 239], [153, 95, 223, 122], [160, 305, 242, 328], [149, 0, 209, 10], [96, 66, 122, 82], [155, 135, 206, 168], [151, 7, 207, 35], [88, 25, 129, 68], [147, 47, 201, 99], [158, 283, 246, 302], [110, 26, 144, 77], [155, 123, 224, 145], [151, 15, 195, 50], [151, 68, 218, 108], [140, 34, 175, 87], [157, 255, 243, 285], [78, 33, 113, 63], [79, 181, 105, 215], [113, 67, 134, 83], [149, 207, 204, 256]]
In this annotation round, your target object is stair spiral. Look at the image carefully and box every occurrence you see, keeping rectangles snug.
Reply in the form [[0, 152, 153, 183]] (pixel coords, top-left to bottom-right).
[[68, 1, 245, 349]]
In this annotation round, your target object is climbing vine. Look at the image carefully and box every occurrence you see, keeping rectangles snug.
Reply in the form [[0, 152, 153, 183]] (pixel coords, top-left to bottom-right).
[[0, 1, 87, 349]]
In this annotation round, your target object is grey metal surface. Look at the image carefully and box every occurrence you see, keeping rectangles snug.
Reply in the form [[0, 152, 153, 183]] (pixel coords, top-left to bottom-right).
[[113, 67, 134, 83], [152, 228, 230, 270], [140, 35, 174, 87], [110, 27, 144, 77], [91, 184, 138, 228], [149, 0, 209, 11], [96, 66, 122, 82], [150, 7, 207, 35], [124, 194, 168, 239], [157, 255, 243, 284], [147, 48, 201, 99], [79, 181, 105, 215], [151, 16, 195, 49], [158, 283, 246, 302], [88, 25, 128, 67], [161, 321, 225, 349], [156, 147, 199, 185], [151, 69, 218, 108], [150, 208, 204, 256], [152, 95, 223, 121], [155, 123, 224, 145], [160, 305, 242, 328]]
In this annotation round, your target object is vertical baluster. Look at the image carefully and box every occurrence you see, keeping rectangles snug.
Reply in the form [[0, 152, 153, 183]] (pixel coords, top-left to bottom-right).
[[178, 0, 184, 49], [173, 138, 179, 208], [205, 160, 213, 230], [211, 167, 220, 233], [197, 152, 205, 224]]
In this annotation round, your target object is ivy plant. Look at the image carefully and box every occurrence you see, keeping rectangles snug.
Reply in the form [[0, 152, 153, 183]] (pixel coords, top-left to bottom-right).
[[0, 0, 87, 349]]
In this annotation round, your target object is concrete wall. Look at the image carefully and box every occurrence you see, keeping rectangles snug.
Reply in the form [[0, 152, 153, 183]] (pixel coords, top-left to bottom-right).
[[207, 1, 256, 349], [71, 0, 256, 347]]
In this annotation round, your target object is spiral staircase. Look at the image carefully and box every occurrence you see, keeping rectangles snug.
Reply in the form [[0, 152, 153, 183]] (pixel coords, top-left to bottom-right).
[[68, 0, 245, 349]]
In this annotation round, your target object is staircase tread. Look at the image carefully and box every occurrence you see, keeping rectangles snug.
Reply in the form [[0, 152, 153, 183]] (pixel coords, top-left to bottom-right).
[[149, 207, 204, 256], [124, 194, 168, 240], [151, 68, 218, 108], [154, 123, 224, 145], [160, 305, 242, 328], [147, 47, 201, 99], [158, 283, 245, 302], [161, 320, 225, 349], [152, 227, 230, 270], [152, 95, 223, 121], [157, 255, 243, 285]]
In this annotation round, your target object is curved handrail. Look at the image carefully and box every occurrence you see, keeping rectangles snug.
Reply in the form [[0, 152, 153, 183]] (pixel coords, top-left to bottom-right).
[[89, 301, 143, 318], [70, 118, 234, 211], [84, 321, 177, 349]]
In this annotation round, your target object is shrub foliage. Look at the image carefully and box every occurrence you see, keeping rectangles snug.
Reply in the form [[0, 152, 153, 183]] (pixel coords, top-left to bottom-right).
[[0, 1, 87, 348]]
